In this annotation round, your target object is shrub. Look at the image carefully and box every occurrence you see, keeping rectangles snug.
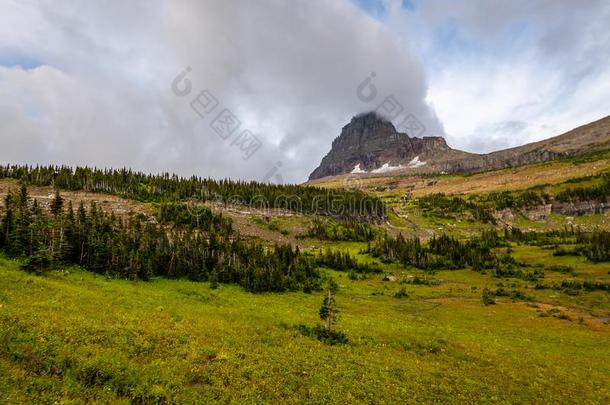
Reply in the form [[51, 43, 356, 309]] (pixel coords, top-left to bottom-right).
[[546, 265, 575, 275], [481, 288, 496, 306], [394, 287, 409, 299], [20, 248, 53, 275], [405, 275, 441, 286], [209, 272, 219, 290], [295, 325, 348, 346], [302, 217, 378, 242]]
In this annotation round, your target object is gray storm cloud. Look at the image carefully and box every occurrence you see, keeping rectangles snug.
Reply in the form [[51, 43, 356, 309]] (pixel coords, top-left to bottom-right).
[[0, 0, 442, 184], [4, 0, 607, 182]]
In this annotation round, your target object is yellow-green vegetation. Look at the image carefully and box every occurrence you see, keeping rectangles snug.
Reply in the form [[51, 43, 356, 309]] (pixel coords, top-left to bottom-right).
[[1, 248, 609, 403], [253, 216, 293, 236], [307, 150, 610, 199], [1, 154, 609, 403], [303, 155, 608, 242], [383, 170, 610, 238]]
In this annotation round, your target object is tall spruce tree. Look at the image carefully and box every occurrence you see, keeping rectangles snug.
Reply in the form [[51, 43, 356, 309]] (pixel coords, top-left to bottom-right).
[[51, 190, 64, 217]]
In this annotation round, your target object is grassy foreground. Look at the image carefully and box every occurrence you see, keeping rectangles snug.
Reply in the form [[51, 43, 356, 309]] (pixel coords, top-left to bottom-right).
[[1, 254, 609, 404]]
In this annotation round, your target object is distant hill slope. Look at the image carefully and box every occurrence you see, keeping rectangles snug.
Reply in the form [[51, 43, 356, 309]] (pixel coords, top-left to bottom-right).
[[308, 112, 610, 180], [439, 114, 610, 173]]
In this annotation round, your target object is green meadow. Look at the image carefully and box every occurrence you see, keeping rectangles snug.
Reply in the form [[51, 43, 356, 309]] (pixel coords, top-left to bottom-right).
[[1, 249, 608, 404]]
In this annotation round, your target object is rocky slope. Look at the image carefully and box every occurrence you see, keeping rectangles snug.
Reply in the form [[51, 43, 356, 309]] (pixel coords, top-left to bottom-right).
[[309, 112, 610, 180]]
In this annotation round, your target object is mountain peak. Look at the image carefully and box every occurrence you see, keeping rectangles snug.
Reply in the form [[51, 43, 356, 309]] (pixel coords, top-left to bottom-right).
[[344, 111, 394, 133], [309, 112, 450, 180], [308, 114, 610, 182], [351, 111, 392, 124]]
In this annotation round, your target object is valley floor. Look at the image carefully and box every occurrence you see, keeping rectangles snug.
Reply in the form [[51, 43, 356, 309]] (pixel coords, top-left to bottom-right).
[[1, 250, 608, 404]]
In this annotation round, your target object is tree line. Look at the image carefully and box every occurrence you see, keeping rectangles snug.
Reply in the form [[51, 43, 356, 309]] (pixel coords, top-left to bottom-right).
[[300, 217, 378, 242], [0, 186, 321, 292], [415, 193, 496, 224], [367, 227, 609, 273], [315, 248, 381, 274], [505, 227, 609, 262], [155, 202, 233, 234], [366, 231, 504, 271], [555, 173, 610, 203], [364, 231, 505, 271], [0, 165, 386, 221]]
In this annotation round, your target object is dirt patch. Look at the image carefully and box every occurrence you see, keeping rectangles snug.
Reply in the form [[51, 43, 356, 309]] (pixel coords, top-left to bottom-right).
[[522, 302, 610, 331], [207, 205, 314, 248], [0, 179, 147, 219]]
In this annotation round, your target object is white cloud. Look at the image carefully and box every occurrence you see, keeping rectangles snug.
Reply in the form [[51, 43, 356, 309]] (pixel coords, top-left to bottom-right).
[[0, 0, 442, 183], [394, 0, 610, 152], [1, 0, 608, 183]]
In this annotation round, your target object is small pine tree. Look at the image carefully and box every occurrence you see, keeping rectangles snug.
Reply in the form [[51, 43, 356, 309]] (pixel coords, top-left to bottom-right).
[[51, 190, 64, 216], [19, 184, 28, 209], [319, 284, 338, 332], [328, 278, 338, 294]]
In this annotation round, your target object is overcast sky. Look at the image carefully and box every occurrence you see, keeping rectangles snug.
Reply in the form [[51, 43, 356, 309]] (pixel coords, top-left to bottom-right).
[[1, 0, 609, 184]]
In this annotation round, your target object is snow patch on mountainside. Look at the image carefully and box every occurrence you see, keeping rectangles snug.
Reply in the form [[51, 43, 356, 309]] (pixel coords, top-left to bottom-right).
[[407, 156, 427, 168], [350, 157, 427, 174], [351, 164, 367, 174], [371, 163, 405, 174]]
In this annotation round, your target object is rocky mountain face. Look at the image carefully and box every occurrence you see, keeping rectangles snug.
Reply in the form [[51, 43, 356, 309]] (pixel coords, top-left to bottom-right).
[[309, 112, 610, 180], [308, 112, 464, 180]]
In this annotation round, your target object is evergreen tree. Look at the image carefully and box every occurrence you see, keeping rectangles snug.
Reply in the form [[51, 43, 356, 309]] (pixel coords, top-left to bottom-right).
[[0, 163, 387, 221], [19, 184, 28, 209], [51, 190, 64, 216], [0, 193, 14, 247], [0, 185, 323, 292], [319, 283, 338, 332]]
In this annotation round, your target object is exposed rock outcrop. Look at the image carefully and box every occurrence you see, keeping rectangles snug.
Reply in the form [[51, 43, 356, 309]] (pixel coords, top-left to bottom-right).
[[552, 201, 610, 216], [309, 112, 610, 180], [309, 112, 466, 180]]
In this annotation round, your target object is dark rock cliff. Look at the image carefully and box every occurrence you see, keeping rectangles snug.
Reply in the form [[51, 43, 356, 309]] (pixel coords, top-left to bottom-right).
[[309, 112, 453, 180], [309, 112, 610, 180]]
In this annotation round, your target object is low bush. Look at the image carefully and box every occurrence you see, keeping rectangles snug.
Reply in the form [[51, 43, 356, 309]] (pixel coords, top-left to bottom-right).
[[481, 288, 496, 305], [295, 325, 348, 346], [393, 287, 409, 299]]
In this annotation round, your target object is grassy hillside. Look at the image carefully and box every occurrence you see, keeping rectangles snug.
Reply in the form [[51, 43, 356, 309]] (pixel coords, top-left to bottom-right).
[[309, 151, 610, 239], [308, 150, 610, 196], [1, 154, 608, 403], [1, 247, 609, 403]]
